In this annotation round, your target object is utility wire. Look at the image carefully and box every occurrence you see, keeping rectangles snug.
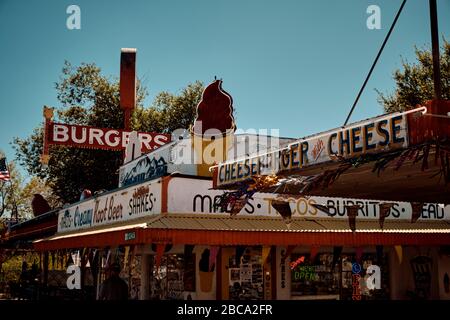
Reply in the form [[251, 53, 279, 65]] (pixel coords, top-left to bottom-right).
[[343, 0, 407, 126]]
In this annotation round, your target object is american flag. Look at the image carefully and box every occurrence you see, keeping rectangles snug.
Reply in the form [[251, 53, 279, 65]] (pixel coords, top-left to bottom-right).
[[0, 157, 10, 181]]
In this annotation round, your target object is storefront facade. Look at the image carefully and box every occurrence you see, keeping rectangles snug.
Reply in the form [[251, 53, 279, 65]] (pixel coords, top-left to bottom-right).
[[31, 173, 450, 300]]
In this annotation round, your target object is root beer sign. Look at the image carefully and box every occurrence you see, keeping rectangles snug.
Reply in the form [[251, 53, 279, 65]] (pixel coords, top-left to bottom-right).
[[41, 107, 170, 163], [57, 179, 162, 233]]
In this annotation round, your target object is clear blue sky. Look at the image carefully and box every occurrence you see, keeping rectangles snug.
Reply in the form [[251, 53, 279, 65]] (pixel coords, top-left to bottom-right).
[[1, 0, 449, 176]]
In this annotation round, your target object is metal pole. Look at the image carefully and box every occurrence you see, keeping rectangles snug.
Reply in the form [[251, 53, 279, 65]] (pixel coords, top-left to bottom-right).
[[429, 0, 441, 100]]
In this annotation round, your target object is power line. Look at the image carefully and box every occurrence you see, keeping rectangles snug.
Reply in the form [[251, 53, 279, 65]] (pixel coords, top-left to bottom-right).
[[343, 0, 407, 126]]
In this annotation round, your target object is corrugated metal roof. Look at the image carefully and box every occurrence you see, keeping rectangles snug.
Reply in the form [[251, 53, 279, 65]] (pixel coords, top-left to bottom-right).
[[39, 214, 450, 245], [145, 214, 450, 233]]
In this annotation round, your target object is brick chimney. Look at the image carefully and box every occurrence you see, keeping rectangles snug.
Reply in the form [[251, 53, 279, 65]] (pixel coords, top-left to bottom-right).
[[120, 48, 137, 130]]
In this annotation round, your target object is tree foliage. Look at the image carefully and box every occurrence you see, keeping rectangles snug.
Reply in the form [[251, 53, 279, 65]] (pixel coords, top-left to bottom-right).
[[0, 156, 21, 219], [1, 151, 58, 221], [131, 81, 204, 133], [377, 40, 450, 113], [20, 177, 60, 219], [14, 62, 204, 204]]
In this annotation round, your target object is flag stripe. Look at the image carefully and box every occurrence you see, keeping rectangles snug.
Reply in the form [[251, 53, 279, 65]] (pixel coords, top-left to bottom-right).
[[0, 158, 10, 181]]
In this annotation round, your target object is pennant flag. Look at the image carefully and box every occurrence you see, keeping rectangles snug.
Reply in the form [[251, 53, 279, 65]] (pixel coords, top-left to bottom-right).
[[378, 203, 395, 229], [71, 253, 77, 266], [105, 249, 111, 268], [155, 243, 166, 271], [90, 250, 100, 279], [444, 273, 449, 293], [54, 251, 59, 270], [311, 203, 332, 216], [394, 245, 403, 264], [310, 245, 320, 263], [209, 246, 220, 272], [355, 247, 364, 264], [77, 250, 81, 267], [124, 246, 130, 270], [184, 245, 195, 257], [52, 252, 57, 270], [87, 249, 95, 269], [235, 246, 246, 266], [83, 248, 91, 268], [229, 198, 246, 217], [346, 205, 360, 232], [410, 202, 424, 223], [66, 252, 73, 268], [59, 252, 65, 270], [262, 246, 271, 265], [271, 200, 292, 228], [199, 249, 210, 272], [130, 246, 137, 272], [114, 247, 121, 262], [332, 246, 343, 271], [376, 245, 384, 264], [281, 245, 296, 262]]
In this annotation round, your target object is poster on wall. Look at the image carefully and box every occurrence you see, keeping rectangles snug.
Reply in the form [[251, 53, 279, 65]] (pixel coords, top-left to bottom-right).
[[183, 253, 196, 292], [228, 247, 264, 300], [229, 268, 240, 285], [410, 256, 433, 299]]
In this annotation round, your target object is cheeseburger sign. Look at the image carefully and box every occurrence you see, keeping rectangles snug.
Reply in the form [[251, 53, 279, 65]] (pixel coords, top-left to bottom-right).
[[214, 110, 420, 187]]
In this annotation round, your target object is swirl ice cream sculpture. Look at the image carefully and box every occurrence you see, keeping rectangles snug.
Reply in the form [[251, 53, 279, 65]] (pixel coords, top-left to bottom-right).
[[191, 79, 236, 176]]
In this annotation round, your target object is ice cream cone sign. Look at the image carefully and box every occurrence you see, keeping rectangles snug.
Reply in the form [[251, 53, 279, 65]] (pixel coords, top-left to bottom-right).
[[191, 79, 236, 177]]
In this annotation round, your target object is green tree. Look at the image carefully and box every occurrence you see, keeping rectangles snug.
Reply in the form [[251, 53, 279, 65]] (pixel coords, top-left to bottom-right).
[[1, 152, 56, 221], [20, 177, 60, 219], [132, 80, 204, 133], [14, 62, 204, 203], [377, 40, 450, 113]]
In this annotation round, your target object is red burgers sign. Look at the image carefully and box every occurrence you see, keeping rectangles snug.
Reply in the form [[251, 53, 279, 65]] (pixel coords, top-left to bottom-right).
[[47, 122, 171, 152]]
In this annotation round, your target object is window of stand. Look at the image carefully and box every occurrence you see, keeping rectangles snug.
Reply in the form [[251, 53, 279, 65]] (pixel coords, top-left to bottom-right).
[[98, 249, 142, 300], [149, 253, 196, 300], [290, 252, 389, 300], [228, 246, 264, 300]]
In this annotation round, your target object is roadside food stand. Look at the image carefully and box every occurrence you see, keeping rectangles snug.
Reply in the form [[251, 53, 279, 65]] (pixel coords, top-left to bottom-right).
[[31, 85, 450, 300]]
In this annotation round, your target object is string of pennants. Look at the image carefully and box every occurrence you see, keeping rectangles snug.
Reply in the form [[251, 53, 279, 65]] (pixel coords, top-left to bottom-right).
[[42, 245, 404, 268], [232, 197, 424, 234], [43, 246, 140, 275], [213, 180, 425, 232]]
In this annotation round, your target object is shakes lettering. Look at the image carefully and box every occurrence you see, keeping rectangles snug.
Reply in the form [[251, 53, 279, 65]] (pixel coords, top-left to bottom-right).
[[129, 185, 154, 216]]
